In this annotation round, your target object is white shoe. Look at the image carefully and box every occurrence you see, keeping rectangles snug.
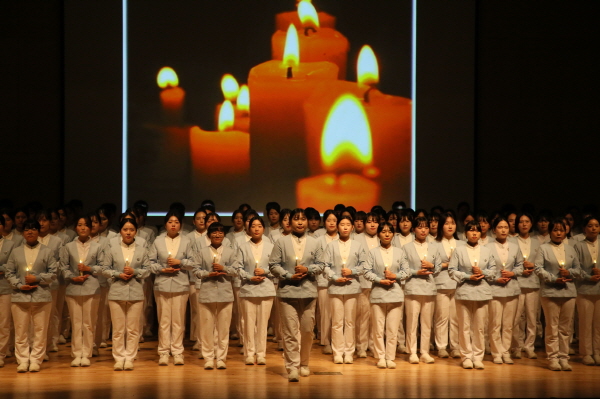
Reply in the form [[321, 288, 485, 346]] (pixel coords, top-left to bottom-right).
[[559, 359, 572, 371], [288, 369, 299, 382], [333, 355, 343, 364], [71, 357, 82, 367], [197, 352, 204, 359], [420, 353, 435, 364], [512, 350, 522, 359], [174, 354, 184, 365], [438, 349, 449, 358], [43, 353, 49, 362], [409, 354, 419, 364], [100, 341, 108, 348], [344, 355, 353, 364], [525, 348, 537, 359], [267, 327, 274, 336], [192, 341, 201, 351], [463, 359, 473, 369], [593, 354, 600, 365], [322, 345, 332, 354], [386, 360, 396, 369], [582, 355, 595, 365], [357, 351, 367, 358], [138, 336, 145, 343], [502, 354, 514, 364], [216, 360, 227, 369], [58, 335, 67, 345], [48, 344, 58, 352], [124, 360, 134, 370], [80, 357, 91, 367], [245, 357, 255, 365], [450, 349, 461, 358], [493, 357, 503, 364], [204, 360, 214, 370], [300, 366, 310, 376], [114, 360, 124, 371], [28, 362, 40, 372], [17, 362, 29, 373], [376, 359, 387, 368], [397, 345, 408, 354], [92, 347, 99, 357], [257, 357, 266, 365], [159, 354, 169, 366], [473, 360, 485, 369], [548, 359, 561, 371]]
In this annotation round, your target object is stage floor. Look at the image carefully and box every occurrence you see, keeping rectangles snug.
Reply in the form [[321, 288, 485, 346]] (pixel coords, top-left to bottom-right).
[[0, 337, 597, 399]]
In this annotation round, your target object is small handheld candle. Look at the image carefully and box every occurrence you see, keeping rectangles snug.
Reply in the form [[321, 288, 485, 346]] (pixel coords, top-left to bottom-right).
[[79, 259, 84, 277], [449, 247, 454, 258], [168, 252, 172, 258], [295, 256, 299, 266], [255, 260, 259, 269], [213, 255, 217, 264], [501, 262, 506, 271], [125, 258, 129, 268], [474, 259, 478, 268], [559, 261, 565, 269], [26, 263, 32, 276], [384, 264, 389, 272]]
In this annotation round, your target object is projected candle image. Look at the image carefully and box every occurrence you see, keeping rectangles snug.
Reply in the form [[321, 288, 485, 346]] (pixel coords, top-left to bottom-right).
[[126, 1, 413, 213]]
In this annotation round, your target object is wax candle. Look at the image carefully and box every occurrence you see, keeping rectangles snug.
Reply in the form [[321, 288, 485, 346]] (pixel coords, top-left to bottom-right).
[[249, 24, 338, 206], [79, 259, 84, 277], [559, 261, 565, 269], [296, 94, 380, 210], [275, 0, 336, 32], [304, 45, 412, 206], [26, 263, 32, 276], [190, 100, 250, 177], [214, 75, 249, 132], [473, 259, 478, 268], [255, 260, 259, 269], [450, 247, 454, 259], [295, 257, 299, 266], [272, 1, 348, 79], [384, 264, 389, 272], [157, 67, 185, 125], [501, 262, 506, 271]]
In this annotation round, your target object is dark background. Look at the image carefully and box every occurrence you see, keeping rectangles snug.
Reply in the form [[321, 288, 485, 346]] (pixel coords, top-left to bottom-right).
[[2, 0, 599, 218]]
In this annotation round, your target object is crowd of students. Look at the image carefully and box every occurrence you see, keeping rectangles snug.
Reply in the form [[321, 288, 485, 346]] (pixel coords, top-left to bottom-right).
[[0, 199, 598, 381]]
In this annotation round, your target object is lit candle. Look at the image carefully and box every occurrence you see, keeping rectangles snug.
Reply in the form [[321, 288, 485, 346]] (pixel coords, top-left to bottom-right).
[[473, 259, 478, 268], [295, 257, 299, 266], [450, 247, 454, 259], [26, 263, 32, 276], [501, 262, 506, 271], [157, 67, 185, 125], [272, 1, 348, 79], [304, 45, 412, 205], [249, 24, 338, 207], [213, 255, 217, 264], [275, 0, 336, 31], [79, 259, 84, 277], [255, 260, 259, 269], [125, 258, 129, 267], [297, 94, 380, 210], [214, 75, 250, 132], [384, 264, 389, 272], [559, 261, 565, 269]]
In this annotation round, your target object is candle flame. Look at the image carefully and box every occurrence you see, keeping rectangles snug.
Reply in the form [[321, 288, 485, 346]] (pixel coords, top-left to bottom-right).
[[221, 74, 240, 101], [298, 0, 319, 28], [237, 85, 250, 113], [283, 24, 300, 68], [357, 45, 379, 86], [321, 94, 373, 172], [218, 100, 235, 132], [157, 67, 179, 89]]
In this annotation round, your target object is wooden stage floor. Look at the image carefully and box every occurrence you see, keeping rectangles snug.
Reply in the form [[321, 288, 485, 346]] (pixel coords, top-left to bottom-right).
[[0, 337, 598, 399]]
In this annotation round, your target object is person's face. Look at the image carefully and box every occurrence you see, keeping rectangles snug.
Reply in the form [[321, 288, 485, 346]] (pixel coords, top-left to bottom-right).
[[325, 214, 337, 234], [414, 223, 429, 241], [281, 214, 291, 233], [120, 222, 136, 244], [166, 216, 181, 235], [478, 218, 490, 235], [206, 215, 218, 228], [494, 220, 509, 241], [537, 218, 549, 234], [365, 217, 378, 236], [443, 217, 456, 237], [518, 216, 532, 235], [291, 213, 307, 234], [194, 212, 207, 231], [233, 213, 244, 229], [308, 218, 320, 232], [563, 219, 571, 235], [354, 219, 364, 234], [507, 213, 517, 234], [2, 214, 13, 232], [209, 229, 225, 246], [565, 213, 575, 229], [90, 216, 100, 236], [338, 219, 353, 238], [429, 219, 438, 234], [387, 214, 398, 229], [57, 209, 67, 226], [15, 211, 27, 229], [378, 226, 394, 246], [399, 217, 412, 235], [463, 215, 474, 226], [245, 216, 255, 232], [584, 219, 599, 241], [550, 223, 565, 243], [37, 216, 50, 235], [466, 227, 481, 245], [98, 212, 109, 233], [250, 220, 264, 240], [76, 218, 91, 240], [268, 209, 280, 225], [23, 226, 39, 245]]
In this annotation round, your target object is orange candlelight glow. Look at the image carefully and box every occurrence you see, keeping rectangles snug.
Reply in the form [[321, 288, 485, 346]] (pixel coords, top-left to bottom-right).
[[237, 85, 250, 114], [357, 45, 379, 86], [297, 94, 380, 210], [298, 1, 319, 28], [218, 100, 235, 132], [275, 1, 335, 32], [157, 66, 185, 124], [221, 74, 240, 102], [283, 24, 300, 69]]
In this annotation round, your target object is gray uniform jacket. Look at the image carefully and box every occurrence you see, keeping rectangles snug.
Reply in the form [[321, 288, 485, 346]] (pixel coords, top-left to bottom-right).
[[433, 240, 465, 290], [102, 242, 151, 301], [486, 241, 524, 298], [534, 243, 581, 298], [40, 235, 63, 291], [59, 240, 105, 296], [316, 234, 338, 288], [5, 244, 57, 302], [323, 239, 366, 296], [363, 246, 410, 303], [573, 240, 600, 296], [515, 237, 541, 289], [449, 244, 496, 301], [269, 234, 324, 299], [0, 239, 16, 295], [401, 241, 442, 296], [193, 245, 237, 303], [353, 233, 377, 289], [234, 240, 276, 298], [149, 234, 195, 293]]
